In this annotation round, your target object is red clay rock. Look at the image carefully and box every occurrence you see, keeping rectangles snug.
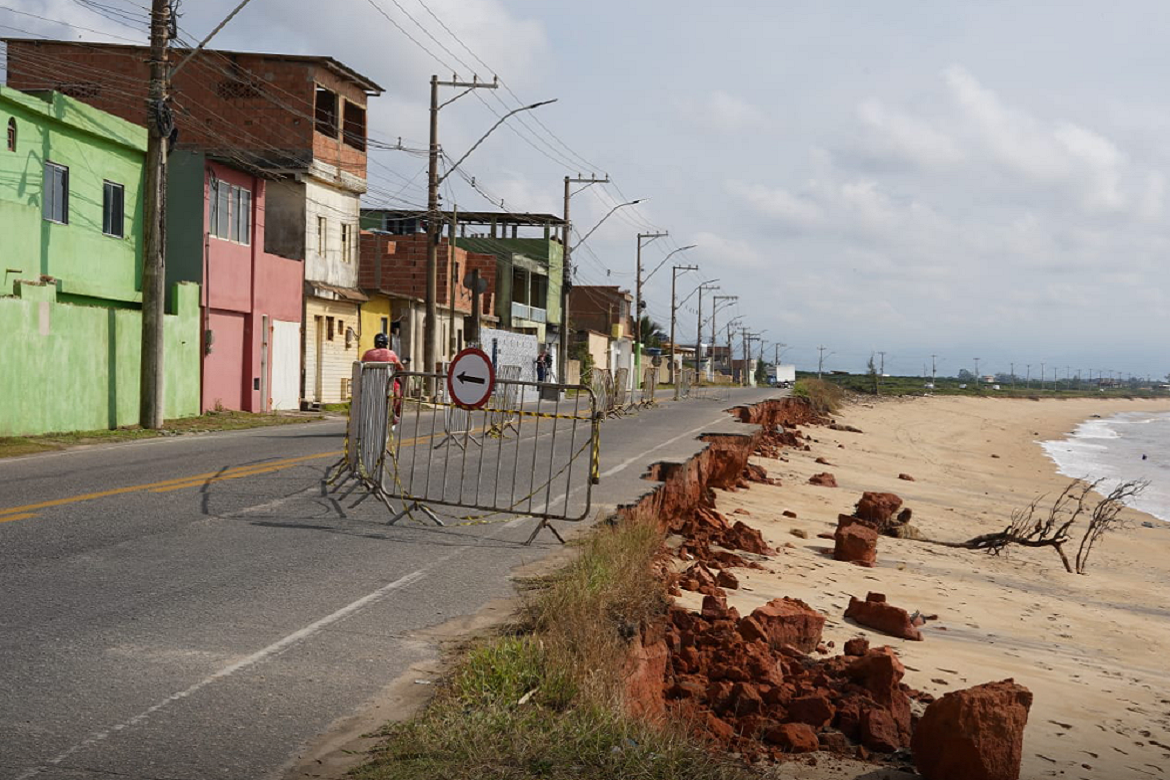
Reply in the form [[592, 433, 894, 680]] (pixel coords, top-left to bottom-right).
[[743, 597, 825, 653], [764, 722, 820, 753], [809, 472, 837, 487], [844, 593, 923, 641], [847, 647, 912, 745], [898, 473, 915, 481], [834, 524, 878, 567], [715, 569, 740, 589], [782, 510, 797, 518], [843, 637, 870, 656], [787, 694, 836, 729], [732, 507, 751, 516], [623, 625, 669, 721], [912, 679, 1033, 780], [860, 706, 901, 752], [724, 520, 774, 555], [855, 492, 903, 525], [815, 456, 831, 465]]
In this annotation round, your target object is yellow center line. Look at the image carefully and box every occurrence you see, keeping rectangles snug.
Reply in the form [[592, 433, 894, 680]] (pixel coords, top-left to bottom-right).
[[0, 451, 341, 518], [0, 512, 38, 523]]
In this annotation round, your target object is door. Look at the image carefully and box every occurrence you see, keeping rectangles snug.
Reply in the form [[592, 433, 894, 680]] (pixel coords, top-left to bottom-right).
[[270, 319, 301, 410]]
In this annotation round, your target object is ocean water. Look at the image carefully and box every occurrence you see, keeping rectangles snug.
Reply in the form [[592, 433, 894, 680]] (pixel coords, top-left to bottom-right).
[[1040, 411, 1170, 522]]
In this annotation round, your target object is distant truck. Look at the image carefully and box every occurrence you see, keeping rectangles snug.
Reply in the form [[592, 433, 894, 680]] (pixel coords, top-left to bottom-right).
[[770, 364, 796, 388]]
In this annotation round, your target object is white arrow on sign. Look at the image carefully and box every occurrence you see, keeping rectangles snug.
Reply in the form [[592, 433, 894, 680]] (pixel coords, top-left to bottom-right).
[[446, 347, 495, 409]]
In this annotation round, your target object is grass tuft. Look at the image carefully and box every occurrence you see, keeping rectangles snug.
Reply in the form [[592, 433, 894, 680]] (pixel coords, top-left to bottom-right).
[[352, 517, 748, 780]]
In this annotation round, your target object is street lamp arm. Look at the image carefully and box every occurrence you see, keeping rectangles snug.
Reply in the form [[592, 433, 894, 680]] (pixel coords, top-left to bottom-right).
[[644, 244, 697, 284], [439, 99, 558, 184], [678, 279, 719, 306], [572, 198, 644, 250]]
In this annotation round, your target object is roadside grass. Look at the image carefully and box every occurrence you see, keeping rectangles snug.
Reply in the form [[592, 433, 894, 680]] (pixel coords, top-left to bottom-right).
[[352, 517, 749, 780], [792, 377, 845, 415], [0, 410, 322, 460]]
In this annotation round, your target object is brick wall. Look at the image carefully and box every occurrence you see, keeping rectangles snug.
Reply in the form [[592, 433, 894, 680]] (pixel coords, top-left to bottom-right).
[[359, 232, 497, 315], [4, 41, 370, 180]]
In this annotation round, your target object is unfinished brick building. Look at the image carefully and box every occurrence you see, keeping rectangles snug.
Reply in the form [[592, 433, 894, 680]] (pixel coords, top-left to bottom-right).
[[359, 232, 497, 366]]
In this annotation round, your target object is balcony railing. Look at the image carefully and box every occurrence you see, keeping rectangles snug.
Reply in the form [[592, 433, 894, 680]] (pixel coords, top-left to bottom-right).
[[511, 301, 547, 323]]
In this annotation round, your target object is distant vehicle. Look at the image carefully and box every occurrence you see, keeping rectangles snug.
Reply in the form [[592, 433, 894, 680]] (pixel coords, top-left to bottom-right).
[[770, 364, 797, 388], [959, 383, 968, 389], [924, 382, 935, 389]]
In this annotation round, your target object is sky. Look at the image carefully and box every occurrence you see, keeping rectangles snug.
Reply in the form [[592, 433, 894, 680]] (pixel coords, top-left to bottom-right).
[[3, 0, 1169, 380]]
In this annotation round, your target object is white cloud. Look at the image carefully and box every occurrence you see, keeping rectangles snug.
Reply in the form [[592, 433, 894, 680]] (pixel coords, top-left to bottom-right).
[[725, 180, 822, 228], [857, 98, 964, 168], [677, 91, 766, 134]]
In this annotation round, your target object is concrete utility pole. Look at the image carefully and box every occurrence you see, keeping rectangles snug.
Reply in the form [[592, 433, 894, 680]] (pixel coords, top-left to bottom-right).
[[711, 295, 736, 354], [425, 75, 500, 391], [669, 263, 698, 395], [694, 281, 719, 376], [974, 357, 980, 386], [139, 0, 173, 429], [1040, 362, 1045, 391], [1010, 362, 1015, 389], [561, 174, 609, 384], [818, 345, 827, 379], [931, 354, 937, 390], [634, 231, 667, 386]]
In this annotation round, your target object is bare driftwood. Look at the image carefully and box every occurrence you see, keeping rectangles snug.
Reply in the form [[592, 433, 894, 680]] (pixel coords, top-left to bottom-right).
[[923, 478, 1147, 574]]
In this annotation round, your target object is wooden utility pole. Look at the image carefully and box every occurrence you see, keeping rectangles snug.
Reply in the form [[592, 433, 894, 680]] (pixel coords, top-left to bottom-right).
[[562, 174, 608, 385], [139, 0, 172, 429]]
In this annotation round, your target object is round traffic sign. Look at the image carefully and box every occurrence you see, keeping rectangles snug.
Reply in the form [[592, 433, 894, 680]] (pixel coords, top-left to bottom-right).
[[447, 347, 495, 409]]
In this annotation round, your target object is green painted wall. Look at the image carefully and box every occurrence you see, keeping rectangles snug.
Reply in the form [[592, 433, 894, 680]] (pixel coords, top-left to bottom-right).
[[455, 237, 563, 326], [0, 88, 200, 435], [0, 280, 201, 435], [0, 86, 147, 302]]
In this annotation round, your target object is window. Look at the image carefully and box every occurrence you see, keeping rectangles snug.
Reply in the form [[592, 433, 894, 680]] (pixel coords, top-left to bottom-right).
[[214, 180, 231, 239], [43, 161, 69, 224], [6, 119, 15, 152], [102, 181, 124, 237], [341, 223, 352, 263], [380, 317, 388, 335], [342, 101, 366, 151], [317, 216, 327, 254], [232, 186, 251, 244], [209, 179, 251, 244], [326, 316, 335, 341], [314, 86, 338, 137]]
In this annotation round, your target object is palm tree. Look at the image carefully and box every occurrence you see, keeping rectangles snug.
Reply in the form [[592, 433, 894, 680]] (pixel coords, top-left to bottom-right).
[[637, 314, 666, 347]]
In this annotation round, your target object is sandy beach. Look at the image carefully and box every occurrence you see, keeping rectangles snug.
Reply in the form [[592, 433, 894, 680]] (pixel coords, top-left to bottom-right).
[[698, 395, 1170, 780]]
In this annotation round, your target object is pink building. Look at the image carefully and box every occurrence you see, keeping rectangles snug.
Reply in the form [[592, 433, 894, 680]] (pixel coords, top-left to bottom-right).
[[167, 152, 304, 412]]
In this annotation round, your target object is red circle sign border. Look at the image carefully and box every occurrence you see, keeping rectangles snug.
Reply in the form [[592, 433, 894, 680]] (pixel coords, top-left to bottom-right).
[[446, 347, 496, 409]]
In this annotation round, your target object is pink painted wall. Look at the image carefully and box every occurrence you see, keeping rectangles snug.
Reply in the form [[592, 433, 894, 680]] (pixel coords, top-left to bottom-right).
[[201, 162, 304, 413]]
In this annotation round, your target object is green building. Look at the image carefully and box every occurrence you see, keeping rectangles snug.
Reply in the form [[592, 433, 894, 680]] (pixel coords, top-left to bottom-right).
[[0, 86, 199, 435]]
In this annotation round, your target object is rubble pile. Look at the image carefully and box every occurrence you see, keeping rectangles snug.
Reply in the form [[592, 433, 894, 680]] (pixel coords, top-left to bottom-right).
[[662, 597, 923, 762]]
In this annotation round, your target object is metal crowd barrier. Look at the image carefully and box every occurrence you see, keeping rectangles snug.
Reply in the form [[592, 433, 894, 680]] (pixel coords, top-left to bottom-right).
[[612, 367, 630, 414], [487, 364, 522, 436], [381, 370, 600, 543], [676, 367, 695, 400], [326, 362, 410, 515], [590, 368, 612, 416], [434, 382, 480, 450], [639, 366, 659, 407]]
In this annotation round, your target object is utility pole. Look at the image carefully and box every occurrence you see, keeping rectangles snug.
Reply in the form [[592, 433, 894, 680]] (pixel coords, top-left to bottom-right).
[[694, 282, 719, 377], [562, 174, 609, 386], [742, 328, 749, 387], [818, 345, 827, 379], [139, 0, 173, 429], [973, 357, 980, 387], [634, 231, 667, 387], [1040, 362, 1045, 392], [1026, 364, 1031, 388], [670, 263, 698, 397], [711, 295, 736, 364], [1010, 362, 1014, 389], [426, 75, 499, 393], [931, 354, 937, 390]]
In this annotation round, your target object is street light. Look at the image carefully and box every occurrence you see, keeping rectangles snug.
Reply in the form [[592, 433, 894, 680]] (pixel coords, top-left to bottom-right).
[[670, 263, 699, 394], [572, 199, 645, 251], [425, 88, 555, 391], [645, 244, 697, 284], [694, 280, 720, 376]]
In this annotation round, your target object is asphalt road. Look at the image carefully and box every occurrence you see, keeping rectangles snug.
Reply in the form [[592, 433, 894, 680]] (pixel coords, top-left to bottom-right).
[[0, 386, 779, 780]]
